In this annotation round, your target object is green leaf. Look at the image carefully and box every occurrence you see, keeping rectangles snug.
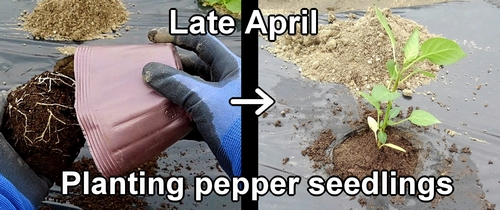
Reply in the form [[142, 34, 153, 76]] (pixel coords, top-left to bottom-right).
[[382, 143, 407, 152], [404, 27, 420, 62], [204, 0, 221, 5], [386, 60, 397, 80], [224, 0, 241, 13], [375, 8, 397, 51], [389, 107, 401, 119], [418, 37, 467, 65], [387, 120, 396, 126], [371, 84, 401, 102], [414, 69, 436, 79], [408, 110, 441, 126], [378, 130, 387, 145], [360, 92, 381, 115]]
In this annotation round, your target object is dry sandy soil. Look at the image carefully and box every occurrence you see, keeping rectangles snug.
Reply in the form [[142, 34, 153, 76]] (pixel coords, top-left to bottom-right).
[[259, 0, 451, 15]]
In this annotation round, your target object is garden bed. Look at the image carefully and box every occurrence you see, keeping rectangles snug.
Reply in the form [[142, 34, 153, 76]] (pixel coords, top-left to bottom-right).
[[258, 2, 500, 209]]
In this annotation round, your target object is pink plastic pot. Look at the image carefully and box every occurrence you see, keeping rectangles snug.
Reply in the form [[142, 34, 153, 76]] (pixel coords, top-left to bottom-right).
[[74, 44, 193, 178]]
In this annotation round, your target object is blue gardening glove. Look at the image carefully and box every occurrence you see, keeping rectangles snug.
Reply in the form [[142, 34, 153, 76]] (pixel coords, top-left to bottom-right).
[[0, 174, 32, 210], [0, 88, 52, 210], [143, 27, 241, 177]]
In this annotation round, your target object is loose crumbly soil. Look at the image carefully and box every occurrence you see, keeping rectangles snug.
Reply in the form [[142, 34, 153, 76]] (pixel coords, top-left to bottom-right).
[[301, 103, 421, 194], [331, 126, 419, 180], [301, 112, 420, 181], [301, 129, 336, 169], [298, 104, 497, 208], [55, 46, 77, 56], [1, 56, 84, 182], [20, 0, 129, 41], [300, 110, 482, 208], [265, 7, 441, 97]]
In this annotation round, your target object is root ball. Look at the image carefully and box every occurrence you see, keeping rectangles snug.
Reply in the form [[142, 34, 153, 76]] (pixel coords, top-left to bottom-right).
[[1, 57, 84, 182]]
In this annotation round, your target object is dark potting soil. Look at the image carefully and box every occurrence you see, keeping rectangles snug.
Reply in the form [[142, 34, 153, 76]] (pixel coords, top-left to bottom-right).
[[302, 101, 419, 180], [1, 56, 84, 182], [301, 129, 336, 170], [301, 110, 419, 180], [37, 205, 53, 210], [53, 55, 75, 79], [300, 105, 497, 208], [330, 126, 419, 180]]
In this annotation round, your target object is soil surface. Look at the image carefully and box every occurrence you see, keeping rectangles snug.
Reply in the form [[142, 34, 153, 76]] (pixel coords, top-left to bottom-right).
[[20, 0, 129, 41], [1, 56, 84, 182], [302, 105, 420, 187], [257, 3, 498, 204], [53, 55, 75, 78], [265, 7, 440, 97], [330, 126, 419, 180], [298, 101, 495, 208], [259, 0, 450, 15]]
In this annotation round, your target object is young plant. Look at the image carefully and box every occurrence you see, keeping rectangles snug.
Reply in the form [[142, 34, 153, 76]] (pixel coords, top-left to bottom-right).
[[360, 7, 467, 152], [202, 0, 241, 14]]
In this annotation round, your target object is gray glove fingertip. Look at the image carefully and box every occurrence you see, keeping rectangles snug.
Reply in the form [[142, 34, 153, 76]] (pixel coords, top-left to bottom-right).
[[142, 62, 177, 83], [148, 27, 175, 43]]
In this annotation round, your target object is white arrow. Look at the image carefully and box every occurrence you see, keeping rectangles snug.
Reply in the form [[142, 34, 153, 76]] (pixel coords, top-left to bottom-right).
[[229, 87, 275, 116]]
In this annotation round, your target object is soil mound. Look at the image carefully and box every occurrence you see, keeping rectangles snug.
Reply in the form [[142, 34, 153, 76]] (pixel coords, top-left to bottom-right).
[[302, 107, 421, 186], [267, 7, 440, 96], [1, 56, 85, 182], [21, 0, 129, 41], [331, 126, 419, 180]]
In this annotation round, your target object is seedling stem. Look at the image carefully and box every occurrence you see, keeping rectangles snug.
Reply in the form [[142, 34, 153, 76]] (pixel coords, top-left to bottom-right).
[[361, 7, 466, 153]]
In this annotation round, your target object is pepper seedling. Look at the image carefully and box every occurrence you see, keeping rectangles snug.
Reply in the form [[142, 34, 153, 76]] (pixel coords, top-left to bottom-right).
[[360, 7, 467, 152]]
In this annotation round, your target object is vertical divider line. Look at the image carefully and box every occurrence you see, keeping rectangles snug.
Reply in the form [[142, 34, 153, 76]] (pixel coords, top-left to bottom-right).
[[240, 1, 259, 209]]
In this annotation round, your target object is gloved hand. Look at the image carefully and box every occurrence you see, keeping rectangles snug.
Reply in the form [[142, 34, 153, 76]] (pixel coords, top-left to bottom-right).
[[0, 87, 52, 210], [143, 27, 241, 177]]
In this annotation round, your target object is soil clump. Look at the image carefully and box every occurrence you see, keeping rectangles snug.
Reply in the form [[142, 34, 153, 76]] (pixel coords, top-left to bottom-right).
[[301, 129, 336, 169], [20, 0, 129, 41], [301, 123, 419, 181], [1, 56, 84, 182], [331, 126, 419, 180], [266, 7, 441, 97]]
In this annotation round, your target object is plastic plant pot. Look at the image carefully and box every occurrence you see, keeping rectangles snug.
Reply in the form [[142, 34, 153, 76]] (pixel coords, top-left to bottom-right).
[[74, 44, 193, 178]]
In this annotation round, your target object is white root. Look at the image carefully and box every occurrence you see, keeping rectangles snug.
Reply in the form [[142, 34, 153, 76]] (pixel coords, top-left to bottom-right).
[[6, 71, 76, 146], [36, 72, 74, 92], [14, 93, 29, 106], [34, 109, 66, 144], [8, 103, 34, 145], [51, 72, 75, 84], [36, 102, 74, 109]]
